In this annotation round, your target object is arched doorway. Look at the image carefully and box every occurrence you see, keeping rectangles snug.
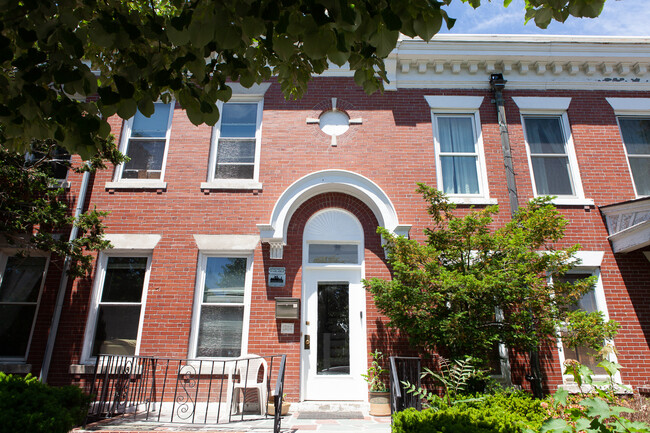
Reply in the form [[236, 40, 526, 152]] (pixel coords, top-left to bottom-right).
[[300, 208, 367, 401]]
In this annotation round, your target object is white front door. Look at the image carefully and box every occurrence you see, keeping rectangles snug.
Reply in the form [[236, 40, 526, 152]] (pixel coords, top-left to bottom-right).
[[301, 268, 367, 400]]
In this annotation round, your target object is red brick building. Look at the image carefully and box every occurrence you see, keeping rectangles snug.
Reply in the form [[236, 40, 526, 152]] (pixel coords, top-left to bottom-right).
[[2, 35, 649, 401]]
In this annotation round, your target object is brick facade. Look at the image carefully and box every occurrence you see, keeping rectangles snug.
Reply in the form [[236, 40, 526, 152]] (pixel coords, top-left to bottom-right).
[[3, 36, 650, 400]]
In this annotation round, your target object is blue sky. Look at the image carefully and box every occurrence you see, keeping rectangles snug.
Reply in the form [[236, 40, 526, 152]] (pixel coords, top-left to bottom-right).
[[437, 0, 650, 36]]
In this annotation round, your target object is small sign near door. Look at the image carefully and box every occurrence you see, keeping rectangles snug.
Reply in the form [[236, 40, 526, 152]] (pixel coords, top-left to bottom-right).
[[268, 267, 286, 287]]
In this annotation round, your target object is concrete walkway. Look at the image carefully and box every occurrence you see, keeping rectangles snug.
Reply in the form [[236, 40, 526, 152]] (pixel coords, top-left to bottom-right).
[[75, 402, 392, 433]]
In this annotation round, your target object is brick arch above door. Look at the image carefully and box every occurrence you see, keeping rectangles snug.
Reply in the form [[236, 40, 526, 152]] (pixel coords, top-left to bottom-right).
[[257, 169, 411, 259]]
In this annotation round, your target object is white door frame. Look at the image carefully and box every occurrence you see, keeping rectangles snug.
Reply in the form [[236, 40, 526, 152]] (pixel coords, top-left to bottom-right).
[[299, 209, 368, 401]]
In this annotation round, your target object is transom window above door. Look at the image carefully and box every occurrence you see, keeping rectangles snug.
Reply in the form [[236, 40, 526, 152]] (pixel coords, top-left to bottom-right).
[[308, 244, 359, 264]]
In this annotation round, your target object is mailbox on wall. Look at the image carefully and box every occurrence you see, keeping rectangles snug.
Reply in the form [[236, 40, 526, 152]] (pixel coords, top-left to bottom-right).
[[275, 297, 300, 320]]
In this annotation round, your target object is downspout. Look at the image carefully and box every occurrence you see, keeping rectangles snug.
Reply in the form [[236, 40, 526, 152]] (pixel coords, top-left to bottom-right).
[[489, 74, 519, 216], [489, 73, 543, 399], [39, 168, 92, 383]]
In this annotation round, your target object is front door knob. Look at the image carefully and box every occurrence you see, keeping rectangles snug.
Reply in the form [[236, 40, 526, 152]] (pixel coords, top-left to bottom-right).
[[304, 334, 310, 349]]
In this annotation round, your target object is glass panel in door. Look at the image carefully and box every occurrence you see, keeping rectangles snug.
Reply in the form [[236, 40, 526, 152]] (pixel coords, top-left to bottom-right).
[[317, 283, 350, 375]]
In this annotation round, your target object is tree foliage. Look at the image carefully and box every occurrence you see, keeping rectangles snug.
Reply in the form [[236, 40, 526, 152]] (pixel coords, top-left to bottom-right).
[[0, 140, 122, 277], [0, 0, 605, 158], [365, 184, 618, 367]]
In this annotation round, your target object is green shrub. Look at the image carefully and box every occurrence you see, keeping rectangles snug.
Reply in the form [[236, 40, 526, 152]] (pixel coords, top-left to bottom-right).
[[458, 389, 548, 431], [393, 405, 532, 433], [0, 373, 91, 433]]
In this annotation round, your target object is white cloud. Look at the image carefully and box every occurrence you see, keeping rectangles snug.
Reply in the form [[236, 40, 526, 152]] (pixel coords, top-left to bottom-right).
[[439, 0, 650, 36]]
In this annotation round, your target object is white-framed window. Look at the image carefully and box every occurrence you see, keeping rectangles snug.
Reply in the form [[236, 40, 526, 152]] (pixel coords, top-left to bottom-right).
[[29, 145, 72, 184], [203, 98, 264, 190], [554, 252, 618, 382], [81, 253, 152, 362], [188, 253, 253, 358], [616, 117, 650, 197], [111, 102, 174, 187], [424, 96, 493, 205], [514, 97, 591, 206], [0, 254, 49, 361], [606, 98, 650, 198]]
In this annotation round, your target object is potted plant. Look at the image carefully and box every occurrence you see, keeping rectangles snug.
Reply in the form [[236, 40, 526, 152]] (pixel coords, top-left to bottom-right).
[[361, 350, 390, 416], [267, 394, 290, 416]]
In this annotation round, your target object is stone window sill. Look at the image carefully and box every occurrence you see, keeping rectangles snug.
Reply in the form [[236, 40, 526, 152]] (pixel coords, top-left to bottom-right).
[[105, 181, 167, 190]]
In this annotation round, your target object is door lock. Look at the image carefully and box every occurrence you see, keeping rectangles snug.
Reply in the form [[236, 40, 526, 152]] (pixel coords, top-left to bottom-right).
[[304, 334, 310, 350]]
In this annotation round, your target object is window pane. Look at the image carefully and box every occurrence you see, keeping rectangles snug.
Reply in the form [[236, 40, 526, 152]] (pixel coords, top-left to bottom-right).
[[131, 103, 171, 138], [203, 257, 246, 303], [317, 283, 349, 375], [215, 164, 254, 180], [0, 256, 46, 303], [0, 305, 37, 357], [92, 305, 141, 356], [440, 156, 480, 195], [220, 104, 257, 138], [216, 139, 256, 164], [629, 157, 650, 196], [123, 139, 166, 179], [437, 117, 475, 153], [563, 344, 604, 374], [309, 244, 358, 264], [531, 156, 574, 196], [525, 117, 566, 154], [101, 257, 147, 303], [197, 305, 243, 357], [619, 118, 650, 155]]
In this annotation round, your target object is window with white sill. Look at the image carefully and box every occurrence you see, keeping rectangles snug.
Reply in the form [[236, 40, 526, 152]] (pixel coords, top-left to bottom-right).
[[115, 103, 173, 182], [425, 95, 492, 204], [189, 255, 253, 358], [206, 101, 263, 188], [0, 254, 48, 361], [555, 267, 616, 379], [82, 255, 151, 360], [616, 117, 650, 197], [434, 114, 486, 197]]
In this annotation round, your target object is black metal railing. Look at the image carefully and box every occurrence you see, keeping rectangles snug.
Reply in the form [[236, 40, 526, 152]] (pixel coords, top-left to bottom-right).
[[85, 354, 287, 433], [389, 356, 422, 414]]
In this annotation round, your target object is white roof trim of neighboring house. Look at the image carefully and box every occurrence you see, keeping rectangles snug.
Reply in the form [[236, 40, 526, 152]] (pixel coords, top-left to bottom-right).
[[600, 197, 650, 253], [319, 34, 650, 91]]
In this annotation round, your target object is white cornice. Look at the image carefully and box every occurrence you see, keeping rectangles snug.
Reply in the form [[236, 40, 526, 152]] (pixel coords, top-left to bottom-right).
[[320, 35, 650, 91]]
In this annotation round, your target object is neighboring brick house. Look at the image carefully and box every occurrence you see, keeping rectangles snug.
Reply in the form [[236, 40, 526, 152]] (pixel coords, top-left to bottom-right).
[[1, 35, 649, 401]]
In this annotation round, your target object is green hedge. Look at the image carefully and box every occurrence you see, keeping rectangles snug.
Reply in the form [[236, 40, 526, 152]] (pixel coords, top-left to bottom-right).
[[393, 390, 547, 433], [0, 373, 90, 433]]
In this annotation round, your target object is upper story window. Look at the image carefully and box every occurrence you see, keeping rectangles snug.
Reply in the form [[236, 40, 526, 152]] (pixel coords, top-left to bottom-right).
[[0, 254, 48, 361], [204, 99, 264, 190], [523, 116, 576, 196], [514, 97, 590, 206], [617, 117, 650, 197], [425, 96, 494, 205], [29, 145, 71, 183], [113, 103, 174, 185]]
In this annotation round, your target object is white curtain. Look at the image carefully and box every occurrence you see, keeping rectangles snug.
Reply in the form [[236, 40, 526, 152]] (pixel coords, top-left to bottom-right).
[[524, 117, 573, 196], [438, 117, 479, 194]]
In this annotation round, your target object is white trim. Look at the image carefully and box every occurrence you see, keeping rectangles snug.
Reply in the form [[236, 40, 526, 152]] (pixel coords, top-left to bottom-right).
[[512, 97, 571, 112], [207, 98, 264, 187], [105, 180, 167, 190], [257, 170, 410, 257], [429, 106, 492, 201], [608, 220, 650, 253], [227, 83, 271, 96], [0, 253, 50, 363], [554, 265, 620, 384], [111, 102, 174, 185], [192, 235, 259, 253], [187, 253, 254, 359], [606, 98, 650, 114], [518, 103, 589, 202], [424, 95, 484, 111], [81, 252, 152, 364], [613, 115, 650, 198], [104, 234, 162, 251]]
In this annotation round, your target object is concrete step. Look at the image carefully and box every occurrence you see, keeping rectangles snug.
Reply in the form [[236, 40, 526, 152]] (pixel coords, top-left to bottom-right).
[[291, 400, 370, 413]]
